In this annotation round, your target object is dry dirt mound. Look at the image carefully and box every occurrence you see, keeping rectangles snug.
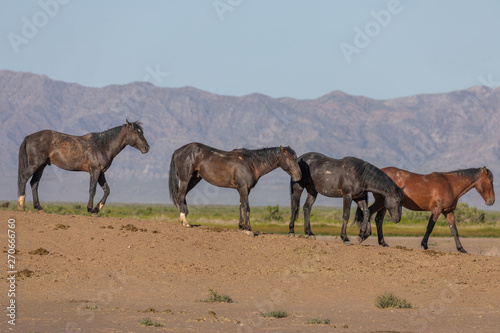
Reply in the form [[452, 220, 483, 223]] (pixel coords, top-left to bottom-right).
[[1, 210, 499, 332]]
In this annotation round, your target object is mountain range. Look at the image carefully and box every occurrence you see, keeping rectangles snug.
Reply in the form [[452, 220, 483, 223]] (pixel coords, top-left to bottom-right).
[[1, 70, 499, 209]]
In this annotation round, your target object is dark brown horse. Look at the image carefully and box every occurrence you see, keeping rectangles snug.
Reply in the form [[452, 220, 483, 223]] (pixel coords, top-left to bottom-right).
[[18, 120, 150, 216], [289, 153, 404, 244], [355, 166, 495, 253], [169, 142, 301, 235]]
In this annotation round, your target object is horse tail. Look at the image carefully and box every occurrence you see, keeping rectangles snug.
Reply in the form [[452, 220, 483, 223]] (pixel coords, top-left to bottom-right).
[[18, 137, 28, 196], [351, 194, 369, 227], [352, 206, 364, 228], [168, 153, 180, 208]]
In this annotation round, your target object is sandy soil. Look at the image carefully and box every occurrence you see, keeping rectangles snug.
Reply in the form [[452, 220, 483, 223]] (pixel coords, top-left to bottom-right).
[[1, 210, 500, 332]]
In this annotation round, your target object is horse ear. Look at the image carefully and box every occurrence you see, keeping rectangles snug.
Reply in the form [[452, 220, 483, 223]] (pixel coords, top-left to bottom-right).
[[401, 185, 406, 192], [481, 166, 487, 174], [126, 119, 131, 127], [280, 145, 284, 152]]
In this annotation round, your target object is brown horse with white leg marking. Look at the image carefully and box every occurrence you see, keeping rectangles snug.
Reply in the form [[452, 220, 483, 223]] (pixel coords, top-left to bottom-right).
[[355, 166, 495, 253], [18, 120, 150, 216], [169, 142, 301, 235]]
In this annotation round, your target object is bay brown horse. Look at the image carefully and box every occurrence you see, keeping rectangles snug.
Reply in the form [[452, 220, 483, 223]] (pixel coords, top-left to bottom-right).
[[18, 120, 150, 216], [169, 142, 301, 235], [289, 153, 404, 244], [355, 166, 495, 253]]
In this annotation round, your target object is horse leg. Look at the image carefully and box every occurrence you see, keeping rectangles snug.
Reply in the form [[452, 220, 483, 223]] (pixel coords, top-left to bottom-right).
[[18, 164, 42, 211], [94, 173, 110, 214], [355, 197, 369, 243], [341, 194, 353, 245], [178, 174, 202, 227], [87, 170, 100, 217], [421, 210, 441, 250], [288, 181, 304, 237], [375, 208, 388, 247], [237, 187, 253, 236], [302, 188, 317, 238], [445, 211, 467, 253], [30, 164, 47, 211], [363, 194, 389, 246]]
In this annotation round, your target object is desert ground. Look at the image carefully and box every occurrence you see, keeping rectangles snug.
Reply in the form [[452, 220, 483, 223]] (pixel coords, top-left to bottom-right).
[[1, 210, 500, 332]]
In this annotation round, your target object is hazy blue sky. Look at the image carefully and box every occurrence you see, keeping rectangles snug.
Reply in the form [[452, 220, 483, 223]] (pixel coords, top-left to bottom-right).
[[1, 0, 499, 100]]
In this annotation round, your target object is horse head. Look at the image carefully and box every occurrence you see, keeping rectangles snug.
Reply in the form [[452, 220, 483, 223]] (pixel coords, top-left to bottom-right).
[[125, 120, 150, 154], [476, 167, 495, 206], [385, 185, 404, 223], [278, 146, 301, 182]]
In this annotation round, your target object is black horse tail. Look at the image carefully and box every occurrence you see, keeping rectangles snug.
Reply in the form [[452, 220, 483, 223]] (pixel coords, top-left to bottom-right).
[[168, 154, 180, 208], [351, 194, 369, 228], [18, 137, 28, 196], [352, 206, 364, 228]]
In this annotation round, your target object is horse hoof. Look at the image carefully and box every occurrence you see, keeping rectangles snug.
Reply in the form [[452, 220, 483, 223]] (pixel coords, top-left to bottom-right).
[[17, 206, 24, 212], [182, 222, 192, 228], [357, 235, 364, 243], [306, 234, 316, 240], [91, 213, 99, 217], [241, 230, 254, 236], [343, 240, 352, 245], [287, 233, 295, 237], [380, 243, 389, 247], [37, 209, 45, 214], [458, 248, 468, 254]]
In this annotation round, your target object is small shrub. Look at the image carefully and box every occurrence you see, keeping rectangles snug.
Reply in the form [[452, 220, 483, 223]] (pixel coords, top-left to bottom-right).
[[120, 224, 138, 232], [263, 204, 284, 222], [83, 305, 101, 310], [54, 224, 70, 230], [139, 317, 163, 327], [16, 269, 35, 278], [260, 311, 288, 318], [375, 293, 412, 309], [199, 289, 233, 303], [455, 203, 485, 224], [306, 318, 331, 324], [29, 248, 49, 255]]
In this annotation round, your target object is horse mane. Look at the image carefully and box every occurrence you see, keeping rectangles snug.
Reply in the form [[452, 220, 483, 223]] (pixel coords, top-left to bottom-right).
[[90, 121, 143, 145], [234, 146, 289, 167], [446, 168, 494, 182], [345, 157, 396, 192]]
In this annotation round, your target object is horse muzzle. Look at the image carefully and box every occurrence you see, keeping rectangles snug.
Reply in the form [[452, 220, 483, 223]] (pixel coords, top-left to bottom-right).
[[141, 145, 150, 154], [486, 199, 495, 206], [292, 173, 301, 182]]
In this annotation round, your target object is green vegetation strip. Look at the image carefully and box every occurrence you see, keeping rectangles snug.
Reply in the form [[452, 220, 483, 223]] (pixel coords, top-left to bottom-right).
[[4, 202, 499, 237]]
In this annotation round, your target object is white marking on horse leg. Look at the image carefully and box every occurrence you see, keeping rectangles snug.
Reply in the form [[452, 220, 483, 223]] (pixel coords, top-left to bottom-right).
[[98, 203, 104, 211], [241, 230, 255, 236], [18, 195, 25, 211], [180, 212, 192, 228]]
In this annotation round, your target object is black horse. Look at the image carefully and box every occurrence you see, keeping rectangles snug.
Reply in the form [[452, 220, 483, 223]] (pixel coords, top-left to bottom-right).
[[169, 142, 302, 235], [289, 153, 404, 244], [18, 120, 150, 216]]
